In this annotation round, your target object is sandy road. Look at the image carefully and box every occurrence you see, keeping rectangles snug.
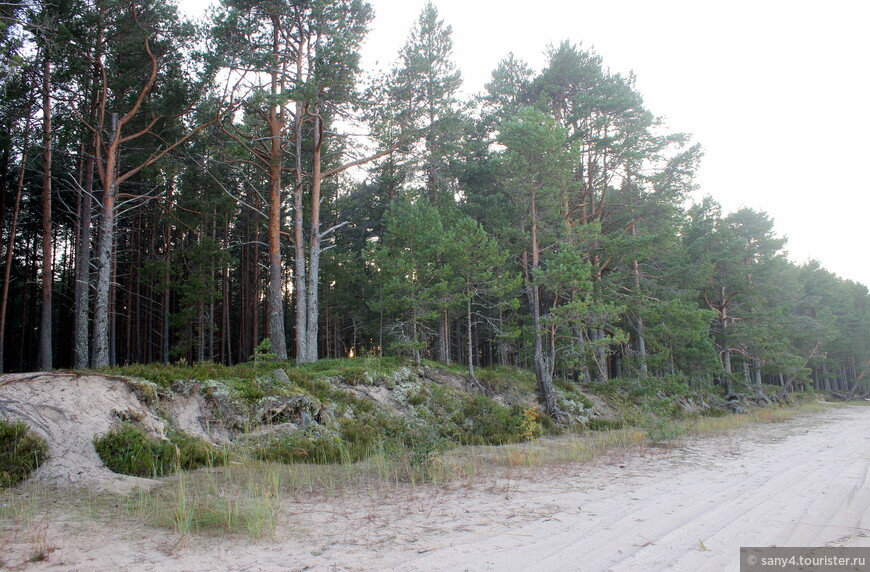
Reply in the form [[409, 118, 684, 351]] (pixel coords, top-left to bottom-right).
[[407, 405, 870, 572], [6, 405, 869, 571]]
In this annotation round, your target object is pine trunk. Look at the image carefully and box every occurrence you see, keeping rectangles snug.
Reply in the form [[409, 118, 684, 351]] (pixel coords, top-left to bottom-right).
[[73, 150, 94, 368], [293, 101, 308, 363], [592, 328, 609, 382], [720, 292, 734, 396], [265, 23, 288, 361], [161, 188, 171, 364], [302, 113, 324, 363], [467, 297, 476, 382], [630, 225, 647, 375], [38, 58, 53, 370], [0, 119, 30, 373], [91, 114, 118, 369], [526, 190, 560, 419]]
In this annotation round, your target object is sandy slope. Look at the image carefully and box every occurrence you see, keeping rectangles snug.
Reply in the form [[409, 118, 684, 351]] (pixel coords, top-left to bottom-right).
[[4, 405, 869, 571], [0, 373, 166, 493]]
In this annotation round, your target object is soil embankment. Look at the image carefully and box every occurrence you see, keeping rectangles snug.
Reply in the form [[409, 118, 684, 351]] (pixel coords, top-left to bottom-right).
[[1, 377, 867, 571]]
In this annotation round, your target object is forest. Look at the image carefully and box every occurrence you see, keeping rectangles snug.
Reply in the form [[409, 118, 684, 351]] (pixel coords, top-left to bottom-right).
[[0, 0, 868, 417]]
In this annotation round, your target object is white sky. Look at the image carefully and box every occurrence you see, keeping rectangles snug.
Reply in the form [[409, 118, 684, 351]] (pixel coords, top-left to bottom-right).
[[181, 0, 870, 288]]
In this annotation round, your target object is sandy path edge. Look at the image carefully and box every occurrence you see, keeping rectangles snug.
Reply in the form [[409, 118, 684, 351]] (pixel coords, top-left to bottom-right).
[[3, 404, 869, 571], [409, 405, 870, 572]]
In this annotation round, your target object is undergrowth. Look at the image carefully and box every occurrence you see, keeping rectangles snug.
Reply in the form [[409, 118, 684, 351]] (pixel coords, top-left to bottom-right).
[[0, 420, 48, 488], [94, 424, 224, 478], [92, 359, 831, 496]]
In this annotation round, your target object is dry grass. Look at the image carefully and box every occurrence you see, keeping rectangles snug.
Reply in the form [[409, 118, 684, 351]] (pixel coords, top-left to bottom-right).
[[434, 402, 834, 476], [0, 484, 63, 567], [689, 402, 828, 436]]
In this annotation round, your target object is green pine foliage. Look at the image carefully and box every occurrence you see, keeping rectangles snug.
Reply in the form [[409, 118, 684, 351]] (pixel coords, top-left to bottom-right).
[[0, 0, 866, 410]]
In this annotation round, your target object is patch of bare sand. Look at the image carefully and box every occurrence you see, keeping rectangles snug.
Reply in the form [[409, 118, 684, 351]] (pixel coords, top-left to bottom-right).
[[0, 373, 231, 496], [3, 401, 869, 571], [0, 373, 166, 493]]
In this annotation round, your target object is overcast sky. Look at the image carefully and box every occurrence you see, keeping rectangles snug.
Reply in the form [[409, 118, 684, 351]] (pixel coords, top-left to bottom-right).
[[181, 0, 870, 288]]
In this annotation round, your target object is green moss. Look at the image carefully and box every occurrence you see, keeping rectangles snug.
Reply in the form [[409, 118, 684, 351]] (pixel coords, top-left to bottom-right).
[[555, 379, 595, 409], [106, 362, 253, 390], [298, 356, 407, 379], [0, 420, 47, 488], [101, 360, 631, 468]]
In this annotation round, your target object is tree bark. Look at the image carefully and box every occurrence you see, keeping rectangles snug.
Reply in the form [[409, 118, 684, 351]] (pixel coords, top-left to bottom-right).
[[293, 100, 308, 363], [526, 190, 561, 420], [720, 287, 734, 396], [438, 310, 450, 364], [592, 328, 609, 382], [265, 18, 288, 361], [0, 130, 8, 238], [38, 57, 53, 370], [302, 112, 324, 363], [91, 113, 118, 368], [0, 118, 31, 373], [466, 298, 475, 380], [466, 295, 487, 392], [73, 147, 94, 368]]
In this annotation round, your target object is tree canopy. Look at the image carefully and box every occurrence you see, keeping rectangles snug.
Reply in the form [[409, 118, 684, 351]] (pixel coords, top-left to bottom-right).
[[0, 0, 867, 412]]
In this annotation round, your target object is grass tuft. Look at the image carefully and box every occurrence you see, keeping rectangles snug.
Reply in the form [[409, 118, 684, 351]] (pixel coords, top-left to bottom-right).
[[133, 463, 281, 538]]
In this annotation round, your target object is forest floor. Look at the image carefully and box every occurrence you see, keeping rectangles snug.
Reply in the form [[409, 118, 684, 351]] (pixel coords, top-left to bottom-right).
[[2, 400, 868, 571]]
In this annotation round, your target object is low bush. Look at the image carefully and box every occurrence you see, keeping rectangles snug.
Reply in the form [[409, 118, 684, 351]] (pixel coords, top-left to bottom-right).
[[643, 417, 686, 444], [407, 383, 528, 446], [0, 420, 48, 487], [252, 432, 345, 465], [699, 406, 729, 418], [452, 395, 524, 445], [586, 418, 623, 431], [94, 424, 222, 477]]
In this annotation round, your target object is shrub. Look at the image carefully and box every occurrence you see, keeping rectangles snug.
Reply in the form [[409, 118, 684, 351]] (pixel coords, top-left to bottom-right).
[[699, 406, 729, 418], [402, 428, 446, 478], [643, 417, 686, 444], [95, 424, 162, 477], [452, 395, 524, 446], [0, 420, 48, 487], [94, 424, 221, 477], [519, 406, 543, 441], [166, 430, 223, 470], [338, 417, 380, 451], [252, 432, 345, 464], [586, 418, 623, 431]]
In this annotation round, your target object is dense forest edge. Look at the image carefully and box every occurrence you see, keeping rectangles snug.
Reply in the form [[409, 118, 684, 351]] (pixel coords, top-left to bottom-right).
[[0, 0, 867, 426]]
